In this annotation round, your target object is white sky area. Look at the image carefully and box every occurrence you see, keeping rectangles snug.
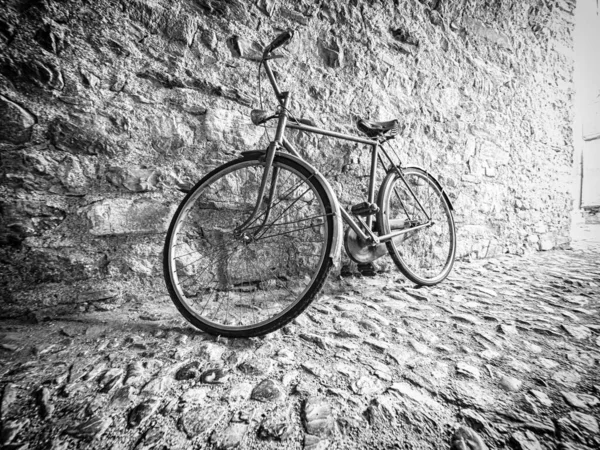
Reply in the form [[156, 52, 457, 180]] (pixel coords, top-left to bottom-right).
[[574, 0, 600, 208], [575, 1, 600, 101]]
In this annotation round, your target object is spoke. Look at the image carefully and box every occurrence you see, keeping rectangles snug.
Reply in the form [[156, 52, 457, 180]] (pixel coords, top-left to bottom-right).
[[174, 244, 241, 278], [198, 286, 216, 317], [173, 248, 212, 260], [194, 253, 240, 319], [173, 255, 206, 273], [244, 213, 328, 232], [176, 245, 242, 288], [254, 222, 329, 242], [254, 251, 275, 319], [172, 244, 223, 272], [196, 276, 220, 318], [392, 176, 413, 220], [207, 248, 239, 322], [211, 290, 224, 322], [255, 184, 314, 240], [244, 245, 258, 326], [273, 244, 297, 307], [172, 242, 193, 248], [278, 277, 301, 304], [223, 247, 239, 326], [241, 171, 314, 232], [418, 184, 427, 268]]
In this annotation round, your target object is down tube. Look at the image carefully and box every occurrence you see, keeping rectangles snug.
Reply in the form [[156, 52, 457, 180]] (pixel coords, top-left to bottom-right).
[[276, 143, 344, 265]]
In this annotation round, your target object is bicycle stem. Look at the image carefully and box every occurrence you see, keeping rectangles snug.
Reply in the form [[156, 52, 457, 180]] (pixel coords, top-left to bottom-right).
[[263, 58, 283, 104]]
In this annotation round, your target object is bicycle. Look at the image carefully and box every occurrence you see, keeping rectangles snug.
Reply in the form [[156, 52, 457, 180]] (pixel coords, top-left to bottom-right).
[[163, 30, 456, 338]]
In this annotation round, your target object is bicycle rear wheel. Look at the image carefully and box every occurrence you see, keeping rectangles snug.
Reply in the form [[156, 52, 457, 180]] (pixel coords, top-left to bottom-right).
[[163, 153, 334, 337], [377, 166, 456, 286]]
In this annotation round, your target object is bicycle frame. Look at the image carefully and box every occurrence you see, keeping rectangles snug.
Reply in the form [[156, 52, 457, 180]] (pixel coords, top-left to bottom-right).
[[236, 58, 433, 247]]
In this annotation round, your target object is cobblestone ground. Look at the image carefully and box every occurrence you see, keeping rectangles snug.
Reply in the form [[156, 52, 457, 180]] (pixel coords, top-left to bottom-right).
[[1, 245, 599, 450]]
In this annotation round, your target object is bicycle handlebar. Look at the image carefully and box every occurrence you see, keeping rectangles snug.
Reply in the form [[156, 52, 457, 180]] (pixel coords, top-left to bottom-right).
[[263, 30, 294, 58]]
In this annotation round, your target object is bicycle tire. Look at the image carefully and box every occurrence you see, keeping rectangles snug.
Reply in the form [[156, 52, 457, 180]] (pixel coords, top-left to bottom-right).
[[377, 166, 456, 286], [163, 153, 334, 338]]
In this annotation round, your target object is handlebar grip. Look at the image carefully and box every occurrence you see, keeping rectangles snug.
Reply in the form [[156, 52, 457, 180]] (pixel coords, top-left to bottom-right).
[[263, 30, 294, 57]]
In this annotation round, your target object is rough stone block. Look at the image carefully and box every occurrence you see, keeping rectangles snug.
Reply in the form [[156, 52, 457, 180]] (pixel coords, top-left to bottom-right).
[[256, 0, 277, 17], [461, 174, 480, 184], [534, 221, 547, 234], [35, 22, 69, 55], [144, 112, 195, 153], [0, 17, 15, 44], [484, 240, 502, 258], [280, 7, 309, 25], [56, 154, 96, 192], [166, 13, 197, 46], [227, 35, 252, 58], [319, 38, 343, 68], [20, 59, 64, 90], [202, 108, 262, 147], [465, 138, 477, 159], [0, 95, 36, 144], [7, 246, 96, 286], [106, 166, 159, 192], [433, 88, 461, 116], [555, 235, 571, 249], [466, 18, 511, 49], [86, 198, 176, 236], [479, 142, 510, 166], [49, 117, 113, 155], [538, 234, 555, 251], [1, 199, 67, 244], [484, 166, 496, 177], [11, 149, 96, 194], [78, 289, 120, 304], [128, 0, 168, 34], [390, 27, 419, 48]]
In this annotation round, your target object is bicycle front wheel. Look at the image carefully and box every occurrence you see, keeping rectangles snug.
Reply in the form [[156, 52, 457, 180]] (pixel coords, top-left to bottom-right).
[[377, 166, 456, 286], [163, 153, 334, 337]]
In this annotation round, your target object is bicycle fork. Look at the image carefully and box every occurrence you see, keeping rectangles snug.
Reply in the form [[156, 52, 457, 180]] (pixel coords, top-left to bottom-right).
[[234, 92, 291, 239]]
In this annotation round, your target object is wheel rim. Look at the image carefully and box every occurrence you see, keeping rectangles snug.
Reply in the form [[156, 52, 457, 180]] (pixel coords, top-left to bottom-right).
[[385, 169, 455, 283], [166, 159, 330, 332]]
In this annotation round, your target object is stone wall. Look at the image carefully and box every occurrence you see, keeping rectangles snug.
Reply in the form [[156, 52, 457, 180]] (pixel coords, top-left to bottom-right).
[[0, 0, 575, 318]]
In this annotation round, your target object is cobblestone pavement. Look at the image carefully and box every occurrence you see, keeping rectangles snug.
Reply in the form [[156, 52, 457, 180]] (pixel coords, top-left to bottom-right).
[[1, 246, 599, 450]]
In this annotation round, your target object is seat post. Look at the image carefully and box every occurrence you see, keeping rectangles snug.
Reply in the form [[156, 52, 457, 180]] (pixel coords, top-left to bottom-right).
[[366, 143, 379, 231], [263, 59, 282, 100]]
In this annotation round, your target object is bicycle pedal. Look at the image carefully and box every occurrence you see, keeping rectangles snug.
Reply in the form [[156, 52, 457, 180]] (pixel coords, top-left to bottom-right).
[[351, 202, 379, 217]]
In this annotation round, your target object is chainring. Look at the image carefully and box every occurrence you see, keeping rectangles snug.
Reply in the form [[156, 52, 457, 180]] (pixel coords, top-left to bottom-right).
[[343, 227, 388, 264]]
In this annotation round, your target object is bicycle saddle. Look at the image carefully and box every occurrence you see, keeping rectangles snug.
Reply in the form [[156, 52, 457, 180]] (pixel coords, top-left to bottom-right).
[[356, 118, 399, 139]]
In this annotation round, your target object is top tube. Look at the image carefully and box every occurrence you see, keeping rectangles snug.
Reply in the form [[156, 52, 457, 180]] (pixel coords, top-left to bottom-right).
[[286, 121, 378, 146]]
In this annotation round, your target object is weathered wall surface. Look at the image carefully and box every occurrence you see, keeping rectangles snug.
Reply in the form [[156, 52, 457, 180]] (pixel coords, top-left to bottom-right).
[[0, 0, 575, 317]]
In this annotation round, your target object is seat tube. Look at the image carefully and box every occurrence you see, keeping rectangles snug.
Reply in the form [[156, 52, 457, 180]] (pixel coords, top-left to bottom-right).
[[366, 143, 379, 230]]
